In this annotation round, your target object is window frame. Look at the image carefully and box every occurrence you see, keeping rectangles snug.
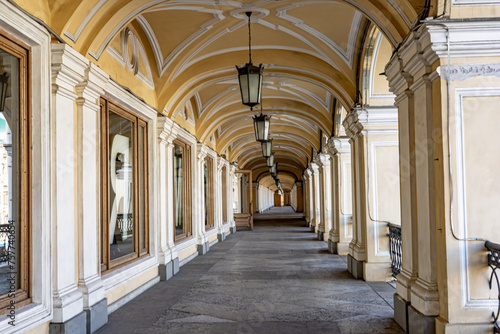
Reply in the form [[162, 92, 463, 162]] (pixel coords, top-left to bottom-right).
[[100, 97, 149, 273], [173, 138, 192, 242], [222, 165, 227, 223], [0, 31, 32, 314], [204, 156, 214, 229]]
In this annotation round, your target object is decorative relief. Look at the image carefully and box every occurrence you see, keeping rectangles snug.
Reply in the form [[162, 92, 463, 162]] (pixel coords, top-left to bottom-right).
[[439, 64, 500, 81], [106, 27, 155, 89]]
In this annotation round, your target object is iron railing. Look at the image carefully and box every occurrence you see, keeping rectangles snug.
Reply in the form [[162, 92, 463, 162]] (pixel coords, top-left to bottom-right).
[[388, 223, 402, 278], [0, 223, 11, 264], [486, 241, 500, 333]]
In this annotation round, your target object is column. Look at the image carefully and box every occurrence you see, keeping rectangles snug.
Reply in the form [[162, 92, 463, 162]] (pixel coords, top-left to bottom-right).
[[229, 164, 237, 233], [343, 106, 399, 282], [304, 169, 313, 227], [252, 182, 259, 213], [75, 62, 108, 332], [196, 144, 209, 254], [385, 19, 500, 332], [50, 44, 86, 331], [309, 162, 320, 233], [327, 137, 353, 255], [295, 181, 303, 212], [216, 157, 226, 241], [157, 117, 179, 280], [316, 153, 332, 241]]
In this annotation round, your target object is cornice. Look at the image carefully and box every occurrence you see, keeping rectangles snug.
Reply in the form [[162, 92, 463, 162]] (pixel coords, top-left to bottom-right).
[[438, 64, 500, 81]]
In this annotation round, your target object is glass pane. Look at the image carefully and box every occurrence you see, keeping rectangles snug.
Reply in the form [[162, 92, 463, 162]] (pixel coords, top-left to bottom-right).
[[174, 144, 184, 237], [239, 74, 248, 103], [108, 112, 135, 260], [138, 125, 145, 251], [0, 48, 20, 295], [248, 72, 260, 103], [204, 161, 208, 226]]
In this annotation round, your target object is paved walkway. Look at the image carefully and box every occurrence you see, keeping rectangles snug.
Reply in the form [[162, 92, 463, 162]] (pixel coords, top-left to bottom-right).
[[97, 207, 403, 334]]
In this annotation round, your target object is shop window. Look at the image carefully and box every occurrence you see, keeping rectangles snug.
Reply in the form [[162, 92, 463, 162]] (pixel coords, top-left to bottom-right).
[[0, 33, 31, 314], [204, 156, 214, 229], [100, 98, 149, 272], [173, 139, 192, 241]]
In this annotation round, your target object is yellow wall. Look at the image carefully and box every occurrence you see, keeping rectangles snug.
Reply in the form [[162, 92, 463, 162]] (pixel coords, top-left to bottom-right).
[[105, 267, 158, 305]]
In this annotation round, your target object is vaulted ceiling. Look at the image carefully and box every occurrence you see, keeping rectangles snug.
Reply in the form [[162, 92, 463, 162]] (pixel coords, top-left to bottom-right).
[[18, 0, 433, 191]]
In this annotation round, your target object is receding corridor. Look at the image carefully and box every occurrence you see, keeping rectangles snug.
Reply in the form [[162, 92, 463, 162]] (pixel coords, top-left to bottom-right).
[[97, 207, 403, 334]]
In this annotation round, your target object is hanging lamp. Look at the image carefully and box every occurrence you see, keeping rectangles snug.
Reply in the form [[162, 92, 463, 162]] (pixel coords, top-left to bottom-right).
[[236, 12, 264, 109]]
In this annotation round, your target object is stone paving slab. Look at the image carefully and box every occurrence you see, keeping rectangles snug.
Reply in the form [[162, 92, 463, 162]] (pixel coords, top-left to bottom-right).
[[97, 208, 403, 334]]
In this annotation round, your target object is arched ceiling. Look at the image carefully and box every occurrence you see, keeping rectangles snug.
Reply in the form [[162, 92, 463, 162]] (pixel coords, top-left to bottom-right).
[[17, 0, 429, 190]]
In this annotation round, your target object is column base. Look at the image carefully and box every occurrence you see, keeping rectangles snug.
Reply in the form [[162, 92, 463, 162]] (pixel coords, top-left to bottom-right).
[[217, 233, 225, 242], [408, 305, 436, 334], [317, 231, 324, 241], [159, 257, 179, 281], [230, 226, 237, 234], [347, 254, 364, 279], [50, 311, 86, 334], [394, 293, 409, 332], [364, 261, 392, 281], [328, 240, 338, 254], [310, 224, 315, 232], [198, 241, 210, 255], [85, 298, 107, 333]]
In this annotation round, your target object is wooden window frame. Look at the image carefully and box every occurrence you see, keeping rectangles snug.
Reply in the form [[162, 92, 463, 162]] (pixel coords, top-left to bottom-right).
[[204, 156, 214, 229], [100, 97, 149, 273], [173, 139, 192, 242], [0, 32, 32, 314], [222, 166, 227, 223]]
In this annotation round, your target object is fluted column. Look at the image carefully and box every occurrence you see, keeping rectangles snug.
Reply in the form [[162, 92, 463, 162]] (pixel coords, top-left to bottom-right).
[[309, 162, 320, 233]]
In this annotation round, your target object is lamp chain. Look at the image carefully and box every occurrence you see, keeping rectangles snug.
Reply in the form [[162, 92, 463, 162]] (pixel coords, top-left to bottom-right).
[[247, 12, 252, 64]]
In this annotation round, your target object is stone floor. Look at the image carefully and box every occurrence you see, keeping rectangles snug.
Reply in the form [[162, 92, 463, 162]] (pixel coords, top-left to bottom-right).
[[97, 207, 403, 334]]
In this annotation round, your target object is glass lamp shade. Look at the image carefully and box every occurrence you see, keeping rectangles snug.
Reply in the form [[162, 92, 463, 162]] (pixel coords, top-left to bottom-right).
[[0, 73, 8, 112], [236, 63, 263, 108], [261, 139, 272, 158], [270, 162, 277, 176], [266, 153, 274, 167], [253, 113, 271, 142]]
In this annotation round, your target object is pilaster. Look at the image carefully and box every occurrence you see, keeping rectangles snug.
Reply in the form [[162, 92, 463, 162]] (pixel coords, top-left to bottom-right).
[[309, 162, 320, 233], [316, 153, 331, 241], [50, 43, 86, 332], [157, 117, 179, 280], [196, 143, 210, 255], [75, 61, 109, 333]]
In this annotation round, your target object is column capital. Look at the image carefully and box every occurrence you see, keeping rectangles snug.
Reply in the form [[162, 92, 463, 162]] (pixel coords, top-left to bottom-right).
[[196, 143, 209, 161], [217, 156, 226, 171], [309, 162, 320, 173], [315, 152, 331, 168], [342, 109, 363, 140], [157, 117, 176, 144]]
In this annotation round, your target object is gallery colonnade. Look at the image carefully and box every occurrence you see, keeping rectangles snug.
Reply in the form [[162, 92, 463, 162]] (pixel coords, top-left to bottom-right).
[[0, 0, 498, 333]]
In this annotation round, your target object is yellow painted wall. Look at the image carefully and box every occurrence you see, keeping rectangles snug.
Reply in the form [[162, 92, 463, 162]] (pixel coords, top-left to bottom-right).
[[178, 245, 197, 262], [208, 233, 217, 243], [25, 321, 49, 334], [105, 267, 158, 305]]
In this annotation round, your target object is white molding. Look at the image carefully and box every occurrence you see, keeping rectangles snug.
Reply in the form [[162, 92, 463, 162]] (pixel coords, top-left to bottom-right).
[[369, 141, 398, 257], [369, 32, 396, 100], [136, 7, 225, 77], [451, 0, 500, 5], [455, 87, 500, 309], [64, 0, 108, 43], [102, 257, 159, 295], [341, 158, 353, 238], [387, 0, 412, 27], [276, 3, 362, 68], [438, 64, 500, 82], [0, 1, 54, 332]]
